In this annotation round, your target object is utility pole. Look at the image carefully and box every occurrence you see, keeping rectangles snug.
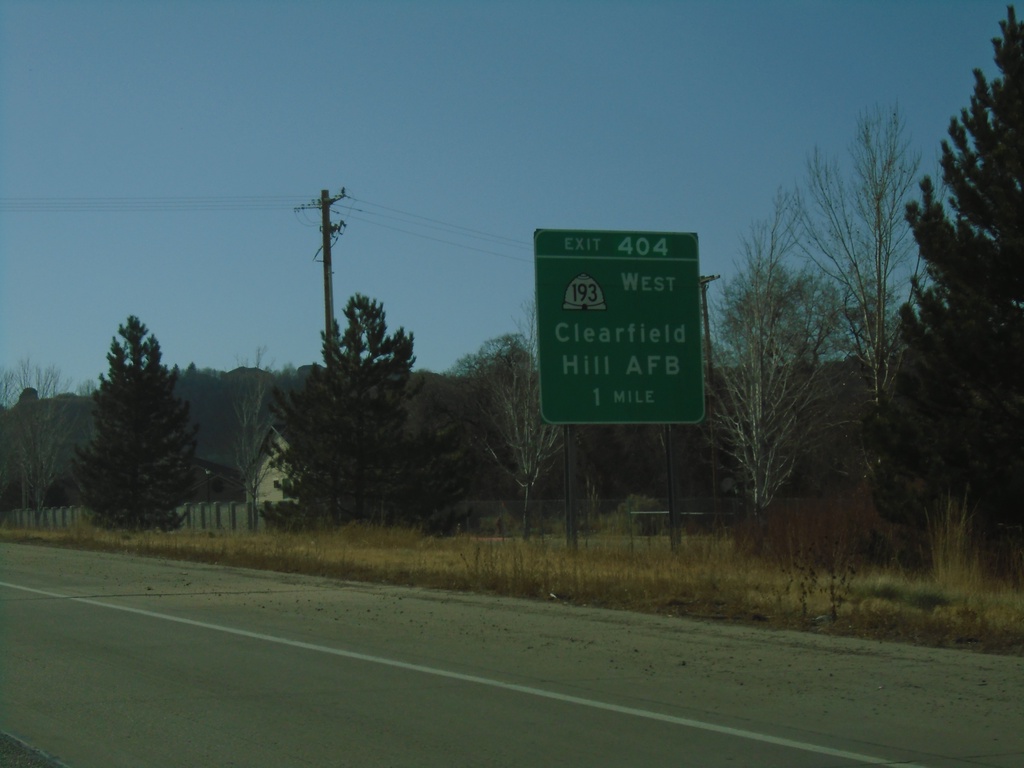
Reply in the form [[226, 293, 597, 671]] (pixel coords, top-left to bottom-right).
[[320, 189, 335, 346], [297, 188, 346, 365], [699, 274, 721, 518]]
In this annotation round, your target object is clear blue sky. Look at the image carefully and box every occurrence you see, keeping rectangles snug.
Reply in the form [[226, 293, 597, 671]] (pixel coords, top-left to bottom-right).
[[0, 0, 1012, 388]]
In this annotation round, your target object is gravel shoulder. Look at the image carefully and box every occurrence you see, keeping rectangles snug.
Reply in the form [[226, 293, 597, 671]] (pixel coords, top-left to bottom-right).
[[0, 731, 70, 768]]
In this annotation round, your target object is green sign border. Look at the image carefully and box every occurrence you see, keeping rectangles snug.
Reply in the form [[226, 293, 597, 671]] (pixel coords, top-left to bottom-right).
[[534, 229, 705, 425]]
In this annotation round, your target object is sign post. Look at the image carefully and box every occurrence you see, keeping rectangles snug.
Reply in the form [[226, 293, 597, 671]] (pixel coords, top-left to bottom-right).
[[535, 230, 704, 550]]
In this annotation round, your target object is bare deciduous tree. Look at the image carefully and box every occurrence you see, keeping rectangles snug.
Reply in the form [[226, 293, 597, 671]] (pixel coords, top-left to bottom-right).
[[716, 191, 842, 517], [0, 367, 17, 410], [455, 303, 561, 538], [6, 360, 74, 511], [802, 104, 921, 405], [0, 367, 17, 502]]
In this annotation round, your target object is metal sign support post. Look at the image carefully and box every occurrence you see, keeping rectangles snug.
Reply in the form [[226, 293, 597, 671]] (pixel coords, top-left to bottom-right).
[[665, 424, 679, 551], [564, 425, 578, 551]]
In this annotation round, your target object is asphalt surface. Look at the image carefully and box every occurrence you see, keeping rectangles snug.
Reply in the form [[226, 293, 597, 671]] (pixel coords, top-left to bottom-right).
[[2, 542, 1022, 767]]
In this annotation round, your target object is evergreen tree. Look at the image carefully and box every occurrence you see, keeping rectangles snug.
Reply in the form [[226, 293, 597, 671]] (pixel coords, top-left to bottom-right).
[[873, 8, 1024, 532], [393, 419, 472, 532], [272, 294, 417, 525], [74, 316, 197, 530]]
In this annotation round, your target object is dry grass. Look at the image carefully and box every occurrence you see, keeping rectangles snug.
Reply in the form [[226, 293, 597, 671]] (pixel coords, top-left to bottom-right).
[[928, 496, 987, 593], [2, 500, 1022, 655]]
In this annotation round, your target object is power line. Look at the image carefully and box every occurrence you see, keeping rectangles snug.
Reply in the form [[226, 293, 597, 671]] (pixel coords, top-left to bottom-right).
[[341, 195, 531, 263], [342, 212, 533, 263], [346, 195, 529, 248], [0, 196, 301, 212], [0, 193, 534, 262]]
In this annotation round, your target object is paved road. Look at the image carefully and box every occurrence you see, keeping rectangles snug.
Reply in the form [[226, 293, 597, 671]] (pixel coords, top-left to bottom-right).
[[1, 543, 1021, 767]]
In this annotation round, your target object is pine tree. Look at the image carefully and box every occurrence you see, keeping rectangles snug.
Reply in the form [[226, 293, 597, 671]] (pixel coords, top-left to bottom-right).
[[394, 418, 472, 532], [271, 294, 417, 525], [74, 316, 197, 530], [874, 8, 1024, 532]]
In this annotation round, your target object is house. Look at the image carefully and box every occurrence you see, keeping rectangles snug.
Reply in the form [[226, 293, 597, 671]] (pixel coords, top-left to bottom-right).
[[254, 426, 291, 506], [187, 458, 245, 504]]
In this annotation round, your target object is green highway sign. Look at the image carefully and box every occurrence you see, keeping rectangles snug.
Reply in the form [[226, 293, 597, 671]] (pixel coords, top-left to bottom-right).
[[534, 229, 705, 424]]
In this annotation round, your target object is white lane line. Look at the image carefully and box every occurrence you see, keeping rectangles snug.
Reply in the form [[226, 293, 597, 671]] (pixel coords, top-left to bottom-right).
[[1, 580, 930, 767]]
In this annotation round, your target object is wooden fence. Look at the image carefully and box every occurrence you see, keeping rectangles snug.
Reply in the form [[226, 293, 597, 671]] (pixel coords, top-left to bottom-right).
[[2, 497, 740, 535], [0, 502, 263, 532]]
